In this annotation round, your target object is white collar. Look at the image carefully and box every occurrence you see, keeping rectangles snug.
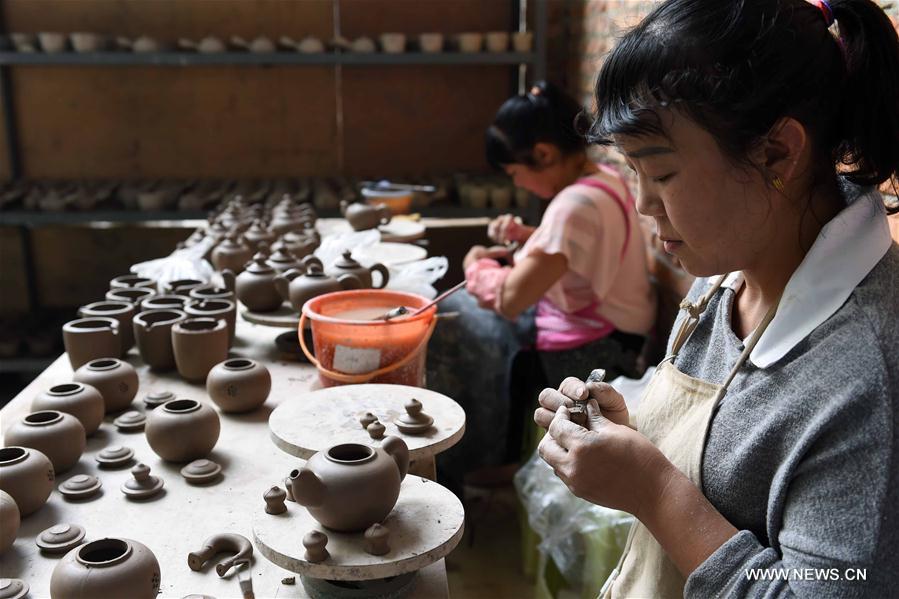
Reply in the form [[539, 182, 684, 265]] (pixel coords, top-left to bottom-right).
[[717, 185, 892, 368]]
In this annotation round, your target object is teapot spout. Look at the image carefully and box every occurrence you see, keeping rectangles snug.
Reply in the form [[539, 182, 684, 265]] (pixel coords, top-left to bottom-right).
[[220, 268, 236, 292], [288, 467, 325, 507]]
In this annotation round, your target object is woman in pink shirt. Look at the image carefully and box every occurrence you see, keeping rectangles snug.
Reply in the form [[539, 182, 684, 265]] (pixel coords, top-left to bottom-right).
[[427, 81, 656, 493]]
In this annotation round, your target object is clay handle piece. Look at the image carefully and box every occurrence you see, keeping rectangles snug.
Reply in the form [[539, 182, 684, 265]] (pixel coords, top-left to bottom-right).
[[301, 255, 323, 272], [221, 269, 236, 292], [381, 436, 409, 481], [186, 532, 254, 577], [288, 467, 325, 507], [368, 263, 390, 289]]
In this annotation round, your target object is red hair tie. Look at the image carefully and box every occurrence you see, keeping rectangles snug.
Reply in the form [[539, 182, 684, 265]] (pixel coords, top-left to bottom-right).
[[816, 0, 835, 27]]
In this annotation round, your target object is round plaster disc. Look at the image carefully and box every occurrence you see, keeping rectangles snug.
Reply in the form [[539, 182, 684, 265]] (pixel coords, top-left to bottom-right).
[[58, 474, 102, 500], [36, 523, 86, 554]]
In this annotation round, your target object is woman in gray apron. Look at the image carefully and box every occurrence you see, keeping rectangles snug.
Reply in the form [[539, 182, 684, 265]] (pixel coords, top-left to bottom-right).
[[535, 0, 899, 596]]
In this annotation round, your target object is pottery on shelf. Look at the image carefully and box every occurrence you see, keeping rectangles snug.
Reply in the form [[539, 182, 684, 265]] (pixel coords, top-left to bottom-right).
[[180, 459, 222, 485], [58, 474, 102, 500], [73, 358, 139, 413], [139, 294, 190, 311], [512, 31, 534, 52], [211, 235, 253, 274], [164, 278, 206, 295], [0, 446, 55, 516], [78, 301, 135, 356], [485, 31, 509, 53], [206, 358, 271, 413], [50, 537, 161, 599], [457, 32, 483, 53], [32, 383, 105, 436], [326, 250, 390, 289], [364, 523, 390, 555], [62, 317, 120, 370], [132, 308, 186, 371], [394, 398, 435, 435], [340, 200, 392, 231], [185, 299, 236, 345], [143, 390, 175, 410], [379, 32, 406, 53], [95, 445, 134, 469], [235, 254, 282, 312], [419, 32, 444, 53], [289, 437, 409, 532], [275, 263, 362, 312], [4, 411, 86, 474], [109, 274, 156, 292], [264, 486, 287, 514], [0, 490, 20, 553], [187, 533, 253, 577], [172, 318, 229, 382], [303, 530, 329, 563], [145, 399, 220, 462], [37, 523, 86, 554], [120, 463, 164, 499], [105, 287, 156, 305]]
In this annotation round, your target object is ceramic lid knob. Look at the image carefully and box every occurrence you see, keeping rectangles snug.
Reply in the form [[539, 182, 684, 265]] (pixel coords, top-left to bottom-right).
[[364, 523, 390, 556], [303, 530, 329, 563], [367, 421, 386, 440], [405, 399, 423, 417], [264, 486, 287, 515], [359, 412, 378, 429]]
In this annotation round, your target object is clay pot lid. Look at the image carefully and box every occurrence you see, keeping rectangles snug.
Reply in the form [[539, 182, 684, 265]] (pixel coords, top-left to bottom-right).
[[95, 445, 135, 468], [121, 463, 164, 499], [180, 459, 222, 484], [59, 474, 103, 499], [0, 579, 29, 599], [113, 410, 146, 432], [268, 247, 297, 263], [394, 399, 434, 435], [144, 390, 175, 409], [333, 250, 361, 269], [36, 523, 86, 553], [84, 358, 124, 372], [245, 254, 275, 274]]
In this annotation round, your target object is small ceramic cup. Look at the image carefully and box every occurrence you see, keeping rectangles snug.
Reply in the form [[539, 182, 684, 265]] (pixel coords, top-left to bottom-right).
[[62, 317, 120, 370], [457, 32, 483, 53], [512, 31, 534, 53], [379, 33, 406, 54], [485, 31, 509, 53], [419, 33, 444, 54]]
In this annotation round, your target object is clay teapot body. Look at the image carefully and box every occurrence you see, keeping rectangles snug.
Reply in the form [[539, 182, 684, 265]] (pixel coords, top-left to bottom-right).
[[274, 264, 361, 312], [50, 537, 161, 599], [235, 254, 282, 312], [340, 200, 392, 231], [280, 229, 320, 259], [289, 437, 409, 532], [211, 235, 253, 274], [326, 250, 390, 289]]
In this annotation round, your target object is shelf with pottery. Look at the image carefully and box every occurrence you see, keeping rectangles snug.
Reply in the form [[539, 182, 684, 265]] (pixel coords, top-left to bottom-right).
[[0, 50, 538, 67], [0, 318, 454, 598]]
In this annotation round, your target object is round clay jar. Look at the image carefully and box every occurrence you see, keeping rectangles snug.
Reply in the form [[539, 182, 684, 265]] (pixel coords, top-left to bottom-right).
[[288, 437, 409, 532], [62, 317, 120, 370], [172, 318, 229, 383], [132, 309, 186, 371], [206, 358, 271, 413], [145, 399, 221, 462], [73, 359, 138, 413], [50, 537, 161, 599], [78, 301, 136, 356], [0, 489, 20, 553], [0, 446, 55, 516], [32, 383, 105, 436], [4, 411, 86, 474]]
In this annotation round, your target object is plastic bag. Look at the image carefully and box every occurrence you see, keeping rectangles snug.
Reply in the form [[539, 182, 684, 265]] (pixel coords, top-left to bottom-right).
[[514, 452, 634, 591], [313, 229, 381, 267], [384, 257, 448, 299], [131, 236, 216, 287]]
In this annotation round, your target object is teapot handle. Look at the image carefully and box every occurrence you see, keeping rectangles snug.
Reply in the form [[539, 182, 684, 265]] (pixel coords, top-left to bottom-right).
[[369, 263, 390, 289], [381, 436, 409, 481], [220, 268, 236, 292]]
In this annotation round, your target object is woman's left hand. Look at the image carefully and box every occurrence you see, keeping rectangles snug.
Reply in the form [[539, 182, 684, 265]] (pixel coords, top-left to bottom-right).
[[538, 399, 675, 518]]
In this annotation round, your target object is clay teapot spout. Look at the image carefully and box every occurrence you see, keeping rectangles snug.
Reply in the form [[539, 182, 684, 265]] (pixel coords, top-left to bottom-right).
[[382, 436, 409, 480], [274, 268, 302, 301], [220, 269, 236, 293], [288, 467, 325, 507]]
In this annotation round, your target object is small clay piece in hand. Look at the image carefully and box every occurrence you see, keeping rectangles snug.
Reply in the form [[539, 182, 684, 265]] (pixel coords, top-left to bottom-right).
[[359, 412, 378, 429], [303, 530, 329, 563], [95, 445, 134, 468], [180, 459, 222, 485], [394, 398, 434, 435], [143, 390, 175, 410], [187, 533, 253, 577], [121, 463, 164, 499], [114, 410, 146, 432], [364, 523, 390, 556], [366, 420, 386, 439], [571, 368, 607, 428], [58, 474, 102, 500], [264, 485, 287, 514], [36, 523, 86, 554]]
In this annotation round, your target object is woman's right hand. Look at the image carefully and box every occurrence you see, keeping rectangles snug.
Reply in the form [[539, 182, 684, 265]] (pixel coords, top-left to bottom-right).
[[535, 376, 631, 429], [488, 214, 530, 244]]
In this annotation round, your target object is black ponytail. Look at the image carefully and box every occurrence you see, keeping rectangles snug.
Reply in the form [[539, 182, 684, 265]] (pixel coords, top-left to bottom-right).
[[590, 0, 899, 209], [486, 80, 588, 170]]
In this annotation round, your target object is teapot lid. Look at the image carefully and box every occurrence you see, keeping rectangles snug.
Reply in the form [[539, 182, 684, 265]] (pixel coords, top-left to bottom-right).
[[268, 247, 296, 263], [246, 253, 274, 274], [333, 250, 360, 269]]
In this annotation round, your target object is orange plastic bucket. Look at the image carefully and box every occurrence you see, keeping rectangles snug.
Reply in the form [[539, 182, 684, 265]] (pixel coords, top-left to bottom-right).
[[299, 289, 437, 387]]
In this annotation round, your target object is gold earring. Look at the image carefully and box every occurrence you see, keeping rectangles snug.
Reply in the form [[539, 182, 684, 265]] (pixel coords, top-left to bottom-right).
[[772, 177, 785, 192]]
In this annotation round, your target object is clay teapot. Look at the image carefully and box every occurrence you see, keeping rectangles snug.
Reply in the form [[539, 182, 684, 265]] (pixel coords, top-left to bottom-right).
[[50, 538, 161, 599], [280, 229, 320, 259], [243, 220, 276, 250], [326, 250, 390, 289], [235, 253, 282, 312], [289, 437, 408, 532], [275, 263, 361, 312], [266, 246, 304, 273], [340, 200, 392, 231], [211, 234, 253, 274]]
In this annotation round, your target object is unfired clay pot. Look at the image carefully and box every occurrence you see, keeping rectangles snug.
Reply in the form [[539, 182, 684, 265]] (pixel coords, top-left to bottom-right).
[[164, 278, 205, 295], [0, 489, 20, 553], [78, 301, 135, 356], [266, 246, 305, 273], [4, 411, 86, 474], [235, 254, 282, 312], [289, 437, 408, 532], [62, 317, 120, 370], [145, 399, 221, 462], [132, 309, 186, 371], [73, 359, 139, 413], [211, 235, 253, 274], [280, 229, 320, 259], [109, 275, 156, 292], [172, 318, 229, 382], [32, 383, 105, 436], [243, 220, 277, 249], [326, 250, 389, 289], [189, 284, 235, 302], [206, 358, 271, 413], [105, 287, 156, 305], [340, 200, 392, 231], [275, 264, 361, 312], [50, 537, 161, 599], [139, 294, 189, 311], [184, 299, 236, 345], [0, 446, 55, 516]]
